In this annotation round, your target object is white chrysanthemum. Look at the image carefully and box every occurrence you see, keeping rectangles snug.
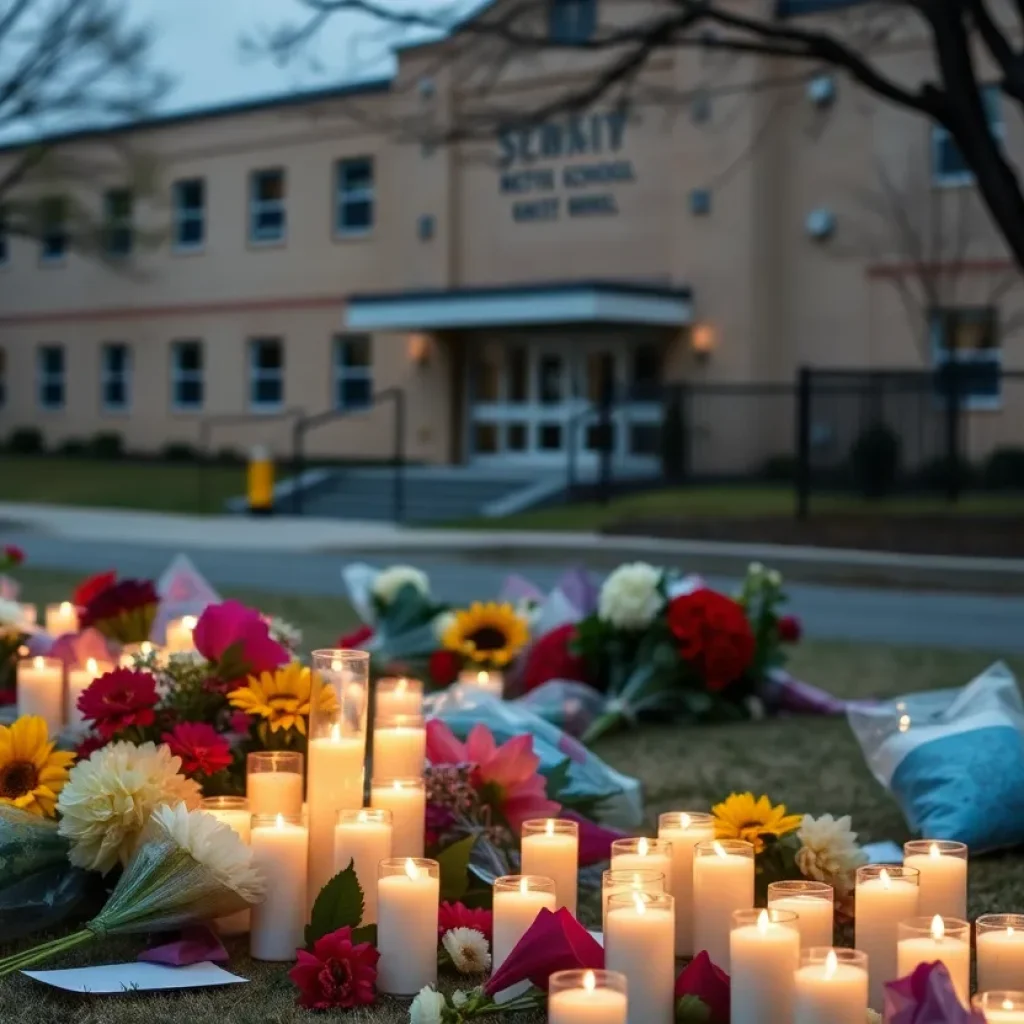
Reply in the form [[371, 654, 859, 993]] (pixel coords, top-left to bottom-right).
[[409, 986, 446, 1024], [442, 927, 491, 974], [0, 597, 31, 631], [265, 615, 302, 653], [866, 1011, 882, 1024], [451, 989, 469, 1008], [796, 813, 868, 895], [432, 610, 457, 643], [150, 803, 265, 904], [372, 565, 430, 606], [598, 562, 663, 630], [57, 741, 201, 875]]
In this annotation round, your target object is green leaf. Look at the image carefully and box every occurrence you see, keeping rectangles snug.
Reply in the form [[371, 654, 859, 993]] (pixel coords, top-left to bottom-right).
[[544, 758, 573, 802], [350, 923, 377, 947], [676, 994, 712, 1023], [304, 860, 365, 948], [436, 834, 476, 902]]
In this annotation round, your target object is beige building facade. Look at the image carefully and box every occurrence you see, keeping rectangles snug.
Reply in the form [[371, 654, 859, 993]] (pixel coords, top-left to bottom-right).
[[0, 0, 1018, 475]]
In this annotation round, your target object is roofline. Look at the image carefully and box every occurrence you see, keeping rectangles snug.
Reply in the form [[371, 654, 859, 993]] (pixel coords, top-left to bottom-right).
[[393, 0, 500, 53], [348, 279, 693, 305]]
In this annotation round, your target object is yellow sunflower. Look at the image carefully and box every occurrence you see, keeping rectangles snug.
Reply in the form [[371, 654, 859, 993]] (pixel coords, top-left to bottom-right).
[[442, 601, 530, 668], [228, 663, 338, 735], [0, 715, 75, 818], [713, 792, 803, 853]]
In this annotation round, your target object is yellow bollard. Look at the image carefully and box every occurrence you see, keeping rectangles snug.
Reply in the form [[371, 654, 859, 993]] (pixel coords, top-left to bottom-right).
[[247, 445, 274, 516]]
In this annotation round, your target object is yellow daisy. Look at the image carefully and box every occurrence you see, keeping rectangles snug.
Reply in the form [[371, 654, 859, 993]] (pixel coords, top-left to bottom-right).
[[228, 663, 337, 735], [0, 715, 75, 818], [442, 602, 530, 667], [713, 792, 803, 853]]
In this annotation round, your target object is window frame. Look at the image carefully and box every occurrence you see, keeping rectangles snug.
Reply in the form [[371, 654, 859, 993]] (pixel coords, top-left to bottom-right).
[[248, 167, 287, 245], [248, 337, 285, 411], [548, 0, 597, 44], [103, 188, 134, 258], [170, 339, 205, 412], [335, 157, 375, 237], [930, 306, 1002, 411], [333, 334, 374, 411], [37, 344, 65, 410], [100, 342, 132, 413], [39, 196, 68, 265], [172, 178, 206, 252], [931, 86, 1004, 187]]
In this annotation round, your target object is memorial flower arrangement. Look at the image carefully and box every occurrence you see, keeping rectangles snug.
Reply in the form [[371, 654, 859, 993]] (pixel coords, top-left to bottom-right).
[[76, 572, 160, 645], [0, 715, 75, 818], [0, 545, 29, 699]]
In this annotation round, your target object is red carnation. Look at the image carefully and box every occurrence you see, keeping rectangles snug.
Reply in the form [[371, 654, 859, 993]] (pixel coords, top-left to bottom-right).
[[338, 624, 374, 649], [289, 926, 379, 1010], [77, 668, 159, 740], [522, 623, 589, 693], [79, 578, 159, 644], [75, 733, 106, 761], [438, 900, 493, 941], [162, 722, 232, 777], [429, 649, 461, 687], [0, 688, 14, 707], [778, 615, 802, 644], [667, 588, 755, 692], [2, 545, 24, 567], [73, 570, 118, 610]]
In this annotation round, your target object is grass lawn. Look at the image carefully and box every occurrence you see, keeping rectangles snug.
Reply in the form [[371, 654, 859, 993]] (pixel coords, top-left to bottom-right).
[[2, 572, 1022, 1021]]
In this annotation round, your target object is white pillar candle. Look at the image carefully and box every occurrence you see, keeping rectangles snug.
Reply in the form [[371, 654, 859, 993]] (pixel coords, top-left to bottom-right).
[[978, 916, 1024, 993], [601, 868, 666, 935], [376, 857, 440, 996], [793, 948, 869, 1024], [17, 656, 64, 736], [375, 676, 423, 720], [492, 875, 557, 973], [44, 601, 77, 637], [897, 916, 971, 1006], [692, 840, 755, 972], [334, 809, 393, 926], [973, 992, 1024, 1022], [371, 777, 426, 859], [202, 797, 252, 936], [164, 615, 197, 654], [372, 714, 426, 779], [605, 892, 675, 1024], [855, 865, 920, 1011], [658, 811, 714, 957], [903, 840, 968, 921], [66, 658, 105, 733], [307, 725, 366, 904], [731, 909, 801, 1024], [458, 668, 504, 697], [250, 813, 308, 961], [549, 969, 628, 1024], [522, 818, 579, 917], [246, 751, 304, 818], [768, 880, 835, 949]]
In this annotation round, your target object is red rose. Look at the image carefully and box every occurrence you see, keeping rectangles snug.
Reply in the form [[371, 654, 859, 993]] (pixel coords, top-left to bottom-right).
[[438, 900, 493, 941], [0, 688, 14, 707], [778, 615, 802, 644], [78, 578, 159, 644], [522, 623, 589, 693], [162, 722, 232, 777], [77, 668, 159, 740], [2, 545, 24, 567], [428, 649, 461, 687], [289, 927, 379, 1010], [667, 588, 755, 692], [73, 570, 118, 610], [675, 950, 730, 1023], [338, 624, 374, 649]]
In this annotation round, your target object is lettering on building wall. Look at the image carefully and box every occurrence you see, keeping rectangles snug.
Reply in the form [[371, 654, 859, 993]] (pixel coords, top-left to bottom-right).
[[496, 110, 637, 223]]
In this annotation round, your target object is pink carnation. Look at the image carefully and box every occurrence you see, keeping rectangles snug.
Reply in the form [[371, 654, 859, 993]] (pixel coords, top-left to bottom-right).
[[193, 600, 288, 683]]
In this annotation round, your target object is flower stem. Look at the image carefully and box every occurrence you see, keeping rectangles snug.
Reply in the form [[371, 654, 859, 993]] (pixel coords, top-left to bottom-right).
[[0, 929, 97, 977]]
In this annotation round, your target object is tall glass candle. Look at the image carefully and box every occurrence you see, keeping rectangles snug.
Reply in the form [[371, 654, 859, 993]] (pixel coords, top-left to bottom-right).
[[897, 916, 971, 1005], [165, 615, 198, 654], [492, 875, 557, 974], [605, 892, 675, 1024], [658, 811, 714, 956], [375, 676, 423, 720], [377, 857, 440, 995], [794, 948, 869, 1024], [549, 969, 628, 1024], [768, 880, 835, 949], [247, 751, 304, 818], [601, 868, 665, 935], [250, 813, 308, 961], [44, 601, 77, 637], [731, 909, 801, 1024], [855, 865, 920, 1011], [67, 658, 106, 733], [372, 713, 426, 779], [903, 840, 968, 921], [335, 809, 393, 925], [973, 992, 1024, 1022], [371, 776, 426, 858], [978, 916, 1024, 993], [458, 669, 504, 697], [610, 838, 672, 894], [521, 818, 579, 917], [17, 656, 64, 736], [693, 840, 755, 972], [203, 796, 252, 936]]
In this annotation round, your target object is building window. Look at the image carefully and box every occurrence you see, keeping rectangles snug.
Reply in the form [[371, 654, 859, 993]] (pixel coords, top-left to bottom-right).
[[549, 0, 596, 43], [931, 307, 1001, 408], [171, 340, 204, 410], [336, 157, 375, 235], [39, 197, 67, 263], [932, 86, 1003, 186], [334, 335, 373, 410], [249, 168, 286, 243], [38, 345, 65, 409], [172, 178, 205, 250], [249, 338, 284, 409], [104, 189, 133, 257], [101, 342, 131, 411]]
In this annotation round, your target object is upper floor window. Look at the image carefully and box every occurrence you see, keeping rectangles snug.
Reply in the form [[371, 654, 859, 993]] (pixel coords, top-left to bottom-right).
[[101, 342, 131, 411], [249, 168, 286, 243], [103, 189, 133, 258], [39, 196, 67, 263], [931, 307, 1001, 409], [932, 86, 1003, 186], [549, 0, 596, 43], [336, 157, 374, 236], [38, 344, 65, 409], [249, 337, 284, 410], [334, 335, 373, 410], [172, 178, 205, 250], [171, 340, 204, 410]]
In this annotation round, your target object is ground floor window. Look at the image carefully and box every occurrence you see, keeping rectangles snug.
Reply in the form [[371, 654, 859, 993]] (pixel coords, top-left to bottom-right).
[[101, 342, 131, 411], [171, 340, 204, 411], [38, 344, 65, 409], [249, 337, 284, 410], [930, 307, 1001, 409], [334, 335, 372, 409]]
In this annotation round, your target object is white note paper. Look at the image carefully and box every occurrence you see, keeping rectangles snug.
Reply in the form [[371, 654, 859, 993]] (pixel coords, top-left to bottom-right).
[[23, 960, 247, 994]]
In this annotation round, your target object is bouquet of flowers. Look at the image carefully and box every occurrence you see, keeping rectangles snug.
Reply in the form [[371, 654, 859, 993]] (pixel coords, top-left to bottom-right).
[[0, 545, 28, 700], [75, 571, 160, 645]]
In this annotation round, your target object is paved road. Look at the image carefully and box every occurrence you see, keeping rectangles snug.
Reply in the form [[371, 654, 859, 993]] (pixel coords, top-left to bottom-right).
[[7, 529, 1024, 653]]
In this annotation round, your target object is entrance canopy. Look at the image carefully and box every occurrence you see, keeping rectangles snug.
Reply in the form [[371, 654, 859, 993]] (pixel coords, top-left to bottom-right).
[[345, 279, 692, 331]]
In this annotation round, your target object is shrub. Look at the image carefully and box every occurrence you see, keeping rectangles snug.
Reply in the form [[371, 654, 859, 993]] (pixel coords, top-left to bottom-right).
[[984, 447, 1024, 490], [161, 442, 199, 463], [57, 438, 88, 457], [915, 455, 978, 493], [214, 447, 244, 465], [849, 423, 901, 498], [89, 432, 124, 459], [7, 427, 44, 454], [762, 453, 796, 482]]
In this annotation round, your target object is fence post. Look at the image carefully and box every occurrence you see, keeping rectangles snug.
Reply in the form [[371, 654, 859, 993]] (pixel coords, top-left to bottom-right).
[[944, 362, 962, 504], [291, 419, 304, 516], [392, 389, 406, 523], [597, 362, 615, 505], [795, 366, 812, 520]]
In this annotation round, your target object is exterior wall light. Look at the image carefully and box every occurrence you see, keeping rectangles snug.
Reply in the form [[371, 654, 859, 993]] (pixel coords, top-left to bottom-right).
[[408, 333, 431, 366], [691, 323, 715, 362]]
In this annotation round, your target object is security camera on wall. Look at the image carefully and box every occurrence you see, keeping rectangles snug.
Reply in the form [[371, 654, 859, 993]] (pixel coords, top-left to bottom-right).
[[805, 208, 837, 242]]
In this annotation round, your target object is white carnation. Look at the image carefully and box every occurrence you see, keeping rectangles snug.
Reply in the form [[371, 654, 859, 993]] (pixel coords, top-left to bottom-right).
[[409, 986, 446, 1024], [796, 813, 868, 895], [442, 926, 491, 974], [57, 741, 201, 874], [372, 565, 430, 606], [0, 597, 31, 631], [598, 562, 664, 630]]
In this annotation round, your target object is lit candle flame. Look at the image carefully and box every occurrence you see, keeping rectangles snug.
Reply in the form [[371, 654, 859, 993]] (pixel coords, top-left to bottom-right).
[[546, 820, 555, 837], [396, 677, 407, 694], [631, 873, 641, 889], [931, 915, 944, 941], [520, 878, 529, 896], [879, 868, 891, 889], [713, 841, 727, 859], [275, 813, 285, 829], [1009, 926, 1016, 937], [357, 810, 368, 823], [679, 812, 691, 829], [141, 642, 152, 655], [898, 714, 911, 733], [330, 722, 341, 742], [824, 949, 838, 980], [583, 970, 596, 993], [405, 858, 418, 881], [331, 659, 342, 673], [182, 615, 197, 630], [392, 780, 403, 791], [477, 671, 488, 684], [638, 837, 649, 857], [86, 658, 98, 674], [1004, 999, 1017, 1012], [757, 909, 770, 935], [633, 893, 646, 915], [33, 656, 44, 669], [60, 601, 72, 614], [929, 842, 941, 858]]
